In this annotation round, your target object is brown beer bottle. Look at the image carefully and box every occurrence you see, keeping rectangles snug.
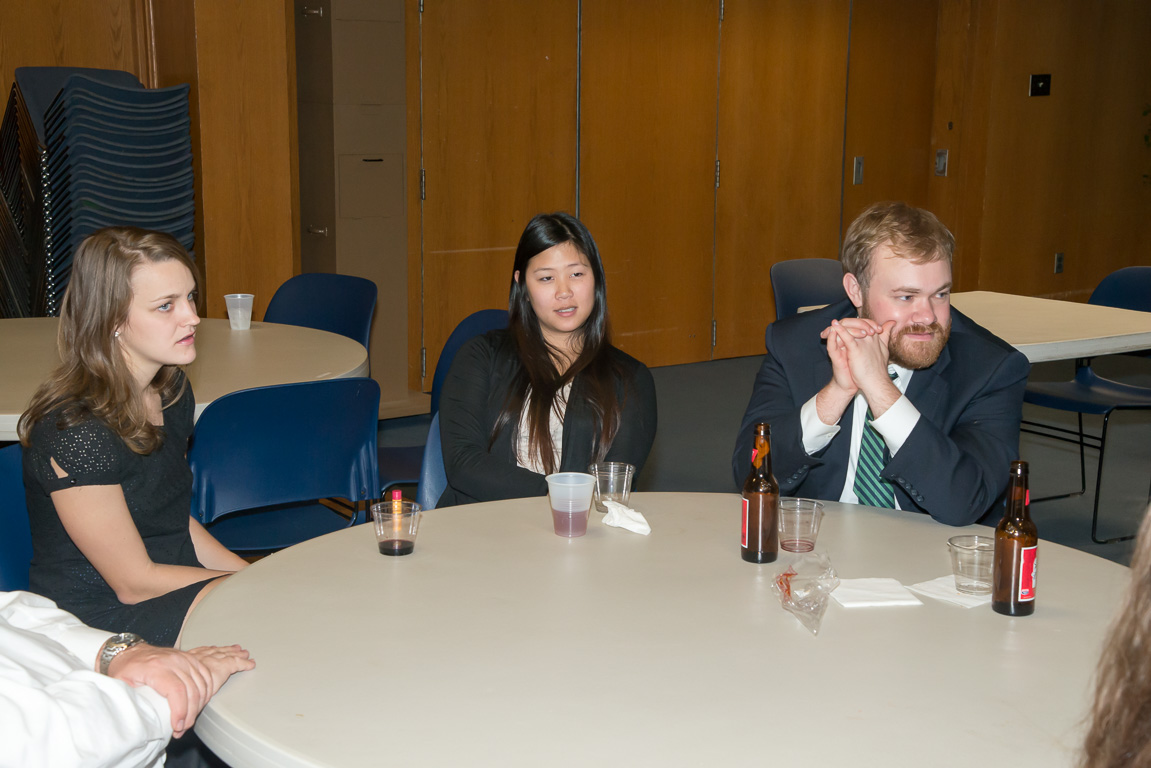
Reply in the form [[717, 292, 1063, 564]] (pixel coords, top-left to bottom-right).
[[992, 460, 1038, 616], [741, 423, 779, 563]]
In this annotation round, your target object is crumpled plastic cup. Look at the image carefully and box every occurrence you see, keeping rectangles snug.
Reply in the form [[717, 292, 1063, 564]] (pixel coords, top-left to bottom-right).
[[772, 553, 840, 636]]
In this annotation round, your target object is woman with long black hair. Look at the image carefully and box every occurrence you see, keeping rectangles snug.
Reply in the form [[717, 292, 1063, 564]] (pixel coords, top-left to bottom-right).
[[436, 212, 657, 506]]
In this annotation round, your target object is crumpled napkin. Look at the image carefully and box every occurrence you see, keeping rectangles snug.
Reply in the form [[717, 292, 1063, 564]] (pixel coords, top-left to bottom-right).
[[907, 576, 992, 608], [602, 500, 651, 535], [831, 578, 922, 608], [773, 553, 840, 635]]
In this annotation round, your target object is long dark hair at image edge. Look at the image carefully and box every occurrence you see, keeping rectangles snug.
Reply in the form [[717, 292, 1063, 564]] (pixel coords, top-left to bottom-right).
[[1081, 506, 1151, 768], [17, 227, 195, 455], [491, 212, 624, 473]]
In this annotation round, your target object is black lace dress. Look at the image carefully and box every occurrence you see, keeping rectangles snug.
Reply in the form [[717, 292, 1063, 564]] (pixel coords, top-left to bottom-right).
[[22, 381, 214, 646]]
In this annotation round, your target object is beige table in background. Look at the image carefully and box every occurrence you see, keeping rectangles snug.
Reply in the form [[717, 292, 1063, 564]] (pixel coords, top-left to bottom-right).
[[951, 291, 1151, 363], [0, 317, 368, 441], [182, 492, 1127, 768]]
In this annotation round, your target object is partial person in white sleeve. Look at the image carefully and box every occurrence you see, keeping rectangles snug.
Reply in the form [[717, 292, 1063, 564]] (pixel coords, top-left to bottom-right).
[[0, 590, 254, 768]]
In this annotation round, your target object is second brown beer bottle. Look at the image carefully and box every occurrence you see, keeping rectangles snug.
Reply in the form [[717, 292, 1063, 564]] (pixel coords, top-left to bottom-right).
[[992, 460, 1038, 616], [741, 422, 779, 563]]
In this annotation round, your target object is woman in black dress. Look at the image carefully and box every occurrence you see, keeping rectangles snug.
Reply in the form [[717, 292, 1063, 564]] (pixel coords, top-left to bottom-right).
[[436, 212, 657, 506], [18, 228, 247, 646]]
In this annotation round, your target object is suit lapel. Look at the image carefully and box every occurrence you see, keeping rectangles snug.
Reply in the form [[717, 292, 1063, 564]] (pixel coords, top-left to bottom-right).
[[906, 344, 951, 423]]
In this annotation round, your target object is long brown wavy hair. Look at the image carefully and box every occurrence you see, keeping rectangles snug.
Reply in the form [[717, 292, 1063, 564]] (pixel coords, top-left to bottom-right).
[[17, 227, 197, 455], [491, 212, 624, 473], [1082, 506, 1151, 767]]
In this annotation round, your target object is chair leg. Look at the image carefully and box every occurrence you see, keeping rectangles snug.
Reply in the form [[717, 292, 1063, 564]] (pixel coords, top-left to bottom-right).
[[1090, 412, 1138, 545], [1030, 412, 1089, 503], [1076, 412, 1087, 498]]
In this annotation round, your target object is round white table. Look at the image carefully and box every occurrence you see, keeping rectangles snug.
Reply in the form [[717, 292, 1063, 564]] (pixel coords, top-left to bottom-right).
[[181, 492, 1128, 768], [0, 317, 368, 441]]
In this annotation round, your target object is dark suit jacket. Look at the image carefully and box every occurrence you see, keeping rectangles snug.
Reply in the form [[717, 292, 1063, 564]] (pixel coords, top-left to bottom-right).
[[437, 330, 657, 507], [731, 300, 1030, 525]]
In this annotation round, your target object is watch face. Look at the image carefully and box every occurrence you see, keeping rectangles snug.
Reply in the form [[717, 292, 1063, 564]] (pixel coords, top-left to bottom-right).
[[111, 633, 144, 649], [100, 633, 145, 674]]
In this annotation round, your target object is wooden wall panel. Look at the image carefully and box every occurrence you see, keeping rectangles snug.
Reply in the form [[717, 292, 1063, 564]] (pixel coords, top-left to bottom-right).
[[580, 0, 719, 368], [841, 0, 939, 229], [714, 0, 850, 358], [142, 0, 206, 294], [191, 1, 300, 320], [0, 1, 145, 93], [417, 0, 578, 388], [926, 0, 997, 292], [977, 0, 1151, 300], [405, 0, 422, 390]]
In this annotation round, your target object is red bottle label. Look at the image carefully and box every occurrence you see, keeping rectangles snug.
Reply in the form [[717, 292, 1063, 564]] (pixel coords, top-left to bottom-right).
[[741, 497, 749, 548], [1017, 545, 1037, 601]]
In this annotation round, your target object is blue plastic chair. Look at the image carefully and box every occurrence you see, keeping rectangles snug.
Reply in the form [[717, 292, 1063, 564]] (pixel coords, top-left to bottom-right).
[[263, 273, 378, 357], [769, 258, 847, 322], [379, 309, 509, 492], [416, 413, 446, 511], [1023, 266, 1151, 543], [189, 378, 381, 552], [0, 444, 33, 591]]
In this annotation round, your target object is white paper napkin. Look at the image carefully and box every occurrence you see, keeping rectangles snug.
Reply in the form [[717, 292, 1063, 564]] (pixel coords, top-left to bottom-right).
[[907, 575, 993, 608], [831, 578, 922, 608], [602, 500, 651, 535]]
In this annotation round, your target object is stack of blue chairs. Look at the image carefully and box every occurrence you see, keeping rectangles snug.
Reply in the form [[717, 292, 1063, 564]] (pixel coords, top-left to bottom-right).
[[0, 67, 194, 317]]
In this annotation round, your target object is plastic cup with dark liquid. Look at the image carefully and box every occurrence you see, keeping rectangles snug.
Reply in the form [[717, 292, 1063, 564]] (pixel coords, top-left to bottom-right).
[[371, 498, 422, 555]]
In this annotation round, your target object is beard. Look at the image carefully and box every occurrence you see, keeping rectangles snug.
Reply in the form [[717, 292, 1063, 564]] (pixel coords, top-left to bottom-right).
[[860, 299, 951, 370]]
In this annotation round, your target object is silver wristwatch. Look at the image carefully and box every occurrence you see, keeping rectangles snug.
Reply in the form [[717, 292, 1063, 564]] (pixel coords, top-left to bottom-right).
[[98, 632, 146, 675]]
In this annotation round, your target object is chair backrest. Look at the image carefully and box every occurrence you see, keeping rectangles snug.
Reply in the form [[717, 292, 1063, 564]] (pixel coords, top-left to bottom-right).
[[0, 444, 33, 592], [769, 258, 847, 322], [189, 378, 381, 525], [263, 273, 378, 353], [416, 413, 446, 511], [429, 309, 510, 414], [1089, 267, 1151, 312]]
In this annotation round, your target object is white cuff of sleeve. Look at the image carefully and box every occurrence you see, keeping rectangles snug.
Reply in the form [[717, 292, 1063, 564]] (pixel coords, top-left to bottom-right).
[[869, 394, 920, 456], [800, 394, 841, 455]]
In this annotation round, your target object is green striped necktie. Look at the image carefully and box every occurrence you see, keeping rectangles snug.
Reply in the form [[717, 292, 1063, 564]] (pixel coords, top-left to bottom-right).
[[853, 370, 898, 508]]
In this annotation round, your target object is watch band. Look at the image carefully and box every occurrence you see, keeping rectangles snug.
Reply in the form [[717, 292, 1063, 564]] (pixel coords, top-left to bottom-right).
[[98, 632, 146, 675]]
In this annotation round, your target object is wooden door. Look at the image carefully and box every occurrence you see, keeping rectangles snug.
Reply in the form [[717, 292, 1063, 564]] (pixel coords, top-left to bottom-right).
[[579, 0, 720, 368], [841, 0, 939, 228], [714, 0, 851, 358], [415, 0, 578, 389]]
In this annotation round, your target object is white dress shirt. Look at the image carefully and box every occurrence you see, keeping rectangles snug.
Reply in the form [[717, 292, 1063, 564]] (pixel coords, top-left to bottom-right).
[[0, 591, 172, 768], [799, 364, 920, 508]]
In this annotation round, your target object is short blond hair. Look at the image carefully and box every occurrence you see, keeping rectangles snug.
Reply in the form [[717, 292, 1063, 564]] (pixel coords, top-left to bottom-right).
[[841, 202, 955, 292]]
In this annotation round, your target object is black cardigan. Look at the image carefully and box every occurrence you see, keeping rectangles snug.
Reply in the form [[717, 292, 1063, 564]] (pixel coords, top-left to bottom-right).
[[436, 330, 657, 507]]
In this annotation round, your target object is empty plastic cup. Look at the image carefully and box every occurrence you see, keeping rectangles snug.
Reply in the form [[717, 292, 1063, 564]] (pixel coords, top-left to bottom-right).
[[947, 535, 994, 595], [588, 461, 635, 513], [224, 293, 254, 330], [545, 472, 595, 537], [778, 498, 824, 552]]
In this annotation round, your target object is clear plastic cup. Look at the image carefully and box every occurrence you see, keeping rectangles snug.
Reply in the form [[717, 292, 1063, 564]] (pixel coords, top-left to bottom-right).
[[371, 499, 422, 556], [778, 498, 824, 552], [947, 535, 994, 594], [588, 461, 635, 513], [224, 293, 254, 330], [544, 472, 595, 538]]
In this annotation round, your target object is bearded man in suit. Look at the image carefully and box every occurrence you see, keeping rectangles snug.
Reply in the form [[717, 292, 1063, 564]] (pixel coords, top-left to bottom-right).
[[732, 201, 1029, 525]]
